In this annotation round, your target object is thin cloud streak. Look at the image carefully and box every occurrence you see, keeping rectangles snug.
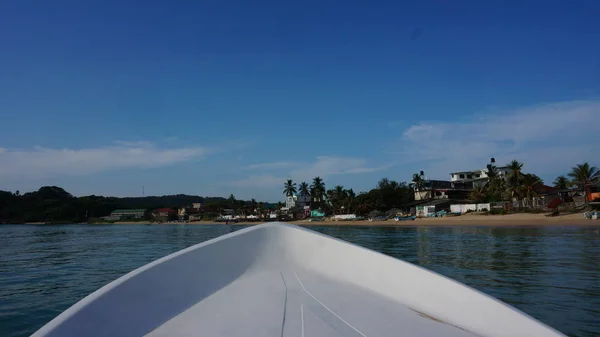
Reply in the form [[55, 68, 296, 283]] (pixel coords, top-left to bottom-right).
[[230, 156, 386, 189], [246, 161, 298, 170], [0, 142, 209, 179]]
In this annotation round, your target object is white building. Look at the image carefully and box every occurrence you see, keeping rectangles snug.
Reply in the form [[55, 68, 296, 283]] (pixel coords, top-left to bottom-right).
[[450, 166, 511, 182], [284, 194, 311, 209]]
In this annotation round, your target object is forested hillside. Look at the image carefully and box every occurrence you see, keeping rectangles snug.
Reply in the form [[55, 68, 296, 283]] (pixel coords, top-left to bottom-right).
[[0, 186, 227, 223]]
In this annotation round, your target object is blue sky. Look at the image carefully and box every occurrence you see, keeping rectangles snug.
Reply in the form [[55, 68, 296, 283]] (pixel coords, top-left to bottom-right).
[[1, 0, 599, 201]]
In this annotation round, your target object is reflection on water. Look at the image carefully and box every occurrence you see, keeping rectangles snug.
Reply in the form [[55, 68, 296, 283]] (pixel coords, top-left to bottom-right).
[[0, 224, 598, 337]]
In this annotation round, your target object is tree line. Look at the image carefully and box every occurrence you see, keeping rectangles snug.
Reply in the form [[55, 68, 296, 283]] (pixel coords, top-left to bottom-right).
[[1, 161, 597, 223], [283, 177, 414, 216], [0, 187, 276, 224]]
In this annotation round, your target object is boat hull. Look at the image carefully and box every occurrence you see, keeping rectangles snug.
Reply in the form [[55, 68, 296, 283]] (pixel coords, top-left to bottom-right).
[[394, 216, 416, 221], [32, 222, 566, 337]]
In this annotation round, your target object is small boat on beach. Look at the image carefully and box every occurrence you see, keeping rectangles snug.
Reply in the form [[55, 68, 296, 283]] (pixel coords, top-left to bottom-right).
[[584, 211, 600, 220], [394, 215, 417, 221], [368, 215, 389, 222], [32, 222, 566, 337]]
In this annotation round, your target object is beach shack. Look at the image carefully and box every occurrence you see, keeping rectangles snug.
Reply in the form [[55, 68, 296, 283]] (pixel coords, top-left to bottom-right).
[[587, 184, 600, 202], [410, 199, 457, 217]]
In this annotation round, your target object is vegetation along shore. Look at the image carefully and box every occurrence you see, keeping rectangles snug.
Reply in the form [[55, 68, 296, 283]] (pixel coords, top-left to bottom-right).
[[98, 213, 593, 227], [1, 160, 599, 226]]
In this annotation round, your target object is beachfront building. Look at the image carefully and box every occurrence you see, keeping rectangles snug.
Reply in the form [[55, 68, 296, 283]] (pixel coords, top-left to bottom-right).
[[107, 209, 146, 220], [178, 205, 203, 221], [413, 180, 473, 201], [281, 194, 311, 218], [587, 183, 600, 203], [412, 166, 510, 202], [450, 166, 511, 184], [284, 194, 311, 209], [216, 208, 237, 220], [152, 208, 177, 222], [408, 199, 471, 217]]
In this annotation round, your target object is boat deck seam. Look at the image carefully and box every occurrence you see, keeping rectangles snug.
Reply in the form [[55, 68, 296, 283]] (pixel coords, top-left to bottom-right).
[[293, 271, 368, 337], [280, 272, 288, 337], [300, 304, 305, 337]]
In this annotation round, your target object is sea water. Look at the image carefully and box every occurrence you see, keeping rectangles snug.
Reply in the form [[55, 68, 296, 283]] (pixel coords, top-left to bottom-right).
[[0, 224, 598, 337]]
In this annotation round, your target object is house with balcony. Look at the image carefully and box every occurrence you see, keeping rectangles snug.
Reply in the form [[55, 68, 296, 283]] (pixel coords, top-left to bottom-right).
[[450, 166, 511, 185], [412, 179, 474, 201], [412, 165, 516, 203]]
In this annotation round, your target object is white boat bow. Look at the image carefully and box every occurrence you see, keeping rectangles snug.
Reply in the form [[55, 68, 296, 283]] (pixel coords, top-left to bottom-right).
[[32, 222, 566, 337]]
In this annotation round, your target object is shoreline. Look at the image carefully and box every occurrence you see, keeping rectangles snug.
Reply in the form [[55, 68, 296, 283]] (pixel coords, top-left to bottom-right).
[[90, 213, 597, 226]]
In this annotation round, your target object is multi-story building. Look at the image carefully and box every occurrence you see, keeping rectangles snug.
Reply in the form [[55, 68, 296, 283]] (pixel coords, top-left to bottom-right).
[[412, 166, 512, 202], [450, 166, 511, 183], [284, 194, 311, 209], [413, 180, 474, 201]]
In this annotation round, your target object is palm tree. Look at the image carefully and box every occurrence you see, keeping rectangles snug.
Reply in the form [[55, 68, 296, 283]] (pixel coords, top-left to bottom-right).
[[470, 184, 486, 203], [521, 174, 542, 200], [227, 194, 236, 209], [553, 176, 570, 189], [506, 159, 524, 184], [310, 177, 326, 207], [298, 182, 310, 197], [332, 185, 347, 213], [411, 173, 426, 199], [411, 173, 424, 189], [345, 188, 356, 213], [325, 189, 336, 213], [489, 178, 510, 201], [568, 162, 600, 205], [334, 185, 345, 198], [486, 164, 499, 180], [506, 160, 524, 198], [283, 179, 297, 198]]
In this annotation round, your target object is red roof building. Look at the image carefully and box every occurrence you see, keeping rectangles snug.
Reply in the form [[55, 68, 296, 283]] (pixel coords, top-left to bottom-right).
[[153, 208, 176, 216]]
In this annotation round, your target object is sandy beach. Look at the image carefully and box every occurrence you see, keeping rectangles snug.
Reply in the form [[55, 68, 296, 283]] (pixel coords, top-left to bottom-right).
[[105, 212, 598, 226]]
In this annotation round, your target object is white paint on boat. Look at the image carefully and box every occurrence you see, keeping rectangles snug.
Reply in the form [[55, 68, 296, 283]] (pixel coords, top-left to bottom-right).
[[32, 222, 566, 337]]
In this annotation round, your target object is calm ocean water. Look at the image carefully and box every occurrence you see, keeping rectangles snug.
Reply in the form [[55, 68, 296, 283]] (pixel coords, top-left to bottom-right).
[[0, 224, 599, 337]]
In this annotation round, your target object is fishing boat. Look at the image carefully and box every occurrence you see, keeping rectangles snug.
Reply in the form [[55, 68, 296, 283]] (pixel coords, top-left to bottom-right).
[[368, 215, 388, 221], [394, 215, 417, 221], [32, 222, 565, 337]]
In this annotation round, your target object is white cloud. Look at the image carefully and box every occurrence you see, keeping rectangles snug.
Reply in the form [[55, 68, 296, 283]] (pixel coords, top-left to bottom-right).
[[0, 141, 209, 179], [231, 156, 386, 189], [395, 99, 600, 180], [289, 156, 386, 181]]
